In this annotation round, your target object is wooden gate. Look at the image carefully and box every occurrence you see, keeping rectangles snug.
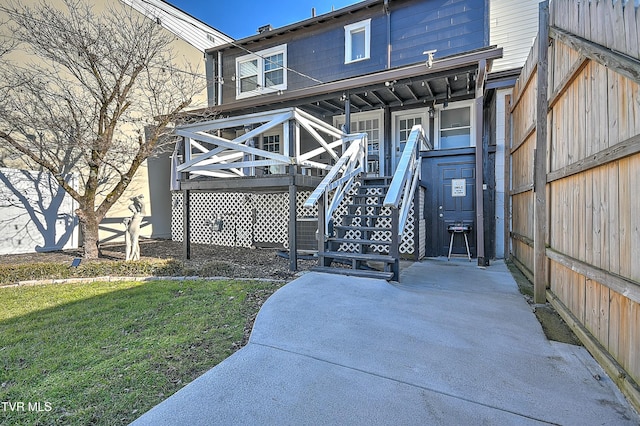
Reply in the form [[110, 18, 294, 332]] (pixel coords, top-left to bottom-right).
[[507, 0, 640, 410]]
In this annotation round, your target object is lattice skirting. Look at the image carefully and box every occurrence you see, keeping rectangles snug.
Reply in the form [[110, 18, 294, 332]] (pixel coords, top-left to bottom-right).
[[171, 189, 417, 256]]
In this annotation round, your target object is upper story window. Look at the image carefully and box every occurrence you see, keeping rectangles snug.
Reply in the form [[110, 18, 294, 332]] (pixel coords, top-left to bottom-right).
[[236, 44, 287, 99], [344, 19, 371, 64]]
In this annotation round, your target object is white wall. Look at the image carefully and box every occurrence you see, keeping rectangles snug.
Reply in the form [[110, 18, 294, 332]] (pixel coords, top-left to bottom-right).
[[490, 0, 540, 72], [0, 168, 78, 254], [494, 88, 511, 258]]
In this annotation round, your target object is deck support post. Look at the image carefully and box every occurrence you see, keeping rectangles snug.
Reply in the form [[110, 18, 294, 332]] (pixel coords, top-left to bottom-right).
[[182, 189, 191, 260], [288, 119, 298, 271], [317, 194, 329, 267], [390, 207, 400, 281]]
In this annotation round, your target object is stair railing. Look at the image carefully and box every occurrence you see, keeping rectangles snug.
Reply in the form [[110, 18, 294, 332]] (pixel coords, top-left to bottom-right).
[[304, 132, 368, 239], [383, 125, 431, 237]]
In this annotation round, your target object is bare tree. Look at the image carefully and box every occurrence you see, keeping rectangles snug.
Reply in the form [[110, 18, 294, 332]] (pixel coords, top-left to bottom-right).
[[0, 0, 203, 258]]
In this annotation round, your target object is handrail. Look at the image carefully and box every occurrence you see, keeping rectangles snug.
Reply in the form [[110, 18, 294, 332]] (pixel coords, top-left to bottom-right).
[[383, 125, 431, 236], [303, 132, 368, 234]]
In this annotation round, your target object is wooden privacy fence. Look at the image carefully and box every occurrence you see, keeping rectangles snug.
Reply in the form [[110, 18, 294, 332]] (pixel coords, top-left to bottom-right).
[[507, 0, 640, 409]]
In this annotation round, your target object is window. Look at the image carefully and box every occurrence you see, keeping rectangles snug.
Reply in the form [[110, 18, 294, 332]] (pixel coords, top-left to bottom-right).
[[344, 19, 371, 64], [239, 59, 258, 93], [264, 52, 284, 87], [262, 134, 280, 153], [236, 45, 287, 99], [439, 106, 471, 149], [261, 134, 282, 174], [334, 111, 383, 175], [399, 117, 423, 146]]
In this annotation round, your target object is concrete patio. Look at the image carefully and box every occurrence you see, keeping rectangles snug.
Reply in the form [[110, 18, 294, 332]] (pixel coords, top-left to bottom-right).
[[132, 258, 639, 425]]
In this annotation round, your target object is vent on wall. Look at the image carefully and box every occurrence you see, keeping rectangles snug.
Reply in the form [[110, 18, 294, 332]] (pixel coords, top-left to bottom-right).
[[297, 218, 318, 251]]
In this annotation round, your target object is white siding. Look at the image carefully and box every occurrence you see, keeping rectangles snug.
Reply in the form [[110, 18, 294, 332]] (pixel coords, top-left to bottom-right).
[[490, 0, 540, 72], [121, 0, 233, 52]]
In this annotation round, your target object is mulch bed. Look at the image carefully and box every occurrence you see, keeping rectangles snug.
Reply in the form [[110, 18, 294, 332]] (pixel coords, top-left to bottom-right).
[[0, 239, 316, 281]]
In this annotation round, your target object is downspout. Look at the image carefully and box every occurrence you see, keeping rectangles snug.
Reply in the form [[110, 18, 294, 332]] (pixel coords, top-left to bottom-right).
[[205, 52, 215, 108], [217, 51, 223, 106], [384, 0, 391, 69]]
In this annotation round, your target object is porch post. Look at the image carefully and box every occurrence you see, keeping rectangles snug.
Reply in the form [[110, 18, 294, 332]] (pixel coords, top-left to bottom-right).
[[475, 59, 487, 266], [344, 94, 351, 133], [288, 119, 298, 271], [384, 106, 392, 176]]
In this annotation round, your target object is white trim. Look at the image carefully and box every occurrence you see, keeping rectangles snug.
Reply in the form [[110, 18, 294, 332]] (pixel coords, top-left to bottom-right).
[[344, 19, 371, 64], [434, 99, 476, 150], [236, 44, 288, 100], [121, 0, 233, 52], [391, 109, 429, 170]]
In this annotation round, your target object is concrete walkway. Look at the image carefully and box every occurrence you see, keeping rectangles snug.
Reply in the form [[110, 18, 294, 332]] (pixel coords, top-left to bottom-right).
[[132, 258, 639, 425]]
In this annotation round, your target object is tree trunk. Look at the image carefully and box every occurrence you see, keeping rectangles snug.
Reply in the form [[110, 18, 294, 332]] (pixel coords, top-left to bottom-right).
[[77, 210, 100, 259]]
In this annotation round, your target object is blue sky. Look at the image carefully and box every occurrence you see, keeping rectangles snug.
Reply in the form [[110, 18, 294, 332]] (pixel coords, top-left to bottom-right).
[[168, 0, 363, 39]]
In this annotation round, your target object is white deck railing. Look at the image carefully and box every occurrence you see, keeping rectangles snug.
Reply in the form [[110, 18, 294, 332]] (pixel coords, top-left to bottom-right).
[[383, 125, 431, 236], [174, 108, 351, 180]]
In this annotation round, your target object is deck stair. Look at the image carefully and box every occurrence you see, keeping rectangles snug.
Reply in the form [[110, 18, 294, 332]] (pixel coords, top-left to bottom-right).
[[313, 175, 400, 281], [303, 123, 429, 282]]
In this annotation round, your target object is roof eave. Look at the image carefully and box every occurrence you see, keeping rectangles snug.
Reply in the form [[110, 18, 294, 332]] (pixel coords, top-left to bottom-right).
[[202, 46, 503, 116]]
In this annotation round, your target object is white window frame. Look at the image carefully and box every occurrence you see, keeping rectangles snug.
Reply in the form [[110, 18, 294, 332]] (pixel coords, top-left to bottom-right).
[[333, 110, 384, 175], [434, 100, 476, 150], [344, 19, 371, 64], [391, 109, 429, 170], [236, 44, 287, 100], [261, 130, 284, 174]]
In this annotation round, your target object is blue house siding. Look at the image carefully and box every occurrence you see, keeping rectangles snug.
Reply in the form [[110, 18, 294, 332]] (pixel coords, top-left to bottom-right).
[[214, 0, 488, 106], [391, 0, 487, 65], [286, 15, 388, 88]]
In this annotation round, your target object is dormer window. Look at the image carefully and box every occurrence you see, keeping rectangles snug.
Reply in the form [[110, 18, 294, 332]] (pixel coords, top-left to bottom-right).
[[344, 19, 371, 64], [236, 44, 287, 99]]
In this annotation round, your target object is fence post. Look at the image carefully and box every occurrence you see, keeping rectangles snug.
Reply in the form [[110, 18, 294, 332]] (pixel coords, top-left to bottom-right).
[[534, 0, 550, 304]]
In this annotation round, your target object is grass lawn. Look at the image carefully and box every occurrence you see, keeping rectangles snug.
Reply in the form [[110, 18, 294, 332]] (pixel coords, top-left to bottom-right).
[[0, 279, 283, 425]]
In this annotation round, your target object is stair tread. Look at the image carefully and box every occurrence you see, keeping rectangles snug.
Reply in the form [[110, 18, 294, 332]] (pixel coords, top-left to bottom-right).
[[350, 202, 385, 206], [321, 250, 395, 262], [353, 194, 386, 198], [329, 237, 391, 245], [334, 225, 389, 231], [342, 214, 391, 218], [358, 185, 389, 190], [311, 266, 394, 280], [362, 176, 392, 181]]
